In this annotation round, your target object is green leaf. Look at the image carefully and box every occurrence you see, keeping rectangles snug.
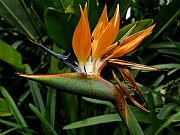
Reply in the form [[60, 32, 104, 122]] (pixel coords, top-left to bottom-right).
[[151, 0, 180, 41], [63, 114, 121, 129], [44, 8, 77, 50], [125, 104, 144, 135], [140, 0, 180, 50], [63, 107, 151, 129], [24, 64, 45, 115], [0, 86, 28, 128], [148, 42, 180, 49], [0, 40, 25, 71], [155, 111, 180, 135], [30, 0, 65, 14], [0, 98, 12, 117], [153, 63, 180, 69], [29, 104, 58, 135], [147, 93, 160, 134], [82, 97, 114, 108], [153, 91, 180, 105], [157, 103, 178, 120], [0, 119, 21, 128], [152, 74, 165, 87], [0, 0, 38, 39]]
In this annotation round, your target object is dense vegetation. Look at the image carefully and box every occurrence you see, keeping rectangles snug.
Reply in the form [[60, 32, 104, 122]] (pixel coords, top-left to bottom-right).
[[0, 0, 179, 135]]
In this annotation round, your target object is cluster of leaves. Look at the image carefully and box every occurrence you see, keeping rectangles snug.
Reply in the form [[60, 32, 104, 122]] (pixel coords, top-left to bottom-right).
[[0, 0, 179, 135]]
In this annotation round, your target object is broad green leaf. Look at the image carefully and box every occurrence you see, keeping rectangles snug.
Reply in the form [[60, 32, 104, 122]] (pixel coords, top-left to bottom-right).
[[29, 104, 58, 135], [0, 98, 11, 117], [0, 0, 38, 39], [30, 0, 76, 15], [30, 0, 65, 14], [115, 19, 154, 42], [44, 8, 77, 50], [0, 86, 31, 135], [155, 111, 180, 135], [0, 40, 25, 71]]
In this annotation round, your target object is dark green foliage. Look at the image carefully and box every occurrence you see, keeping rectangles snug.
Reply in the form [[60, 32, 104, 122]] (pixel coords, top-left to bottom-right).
[[0, 0, 179, 134]]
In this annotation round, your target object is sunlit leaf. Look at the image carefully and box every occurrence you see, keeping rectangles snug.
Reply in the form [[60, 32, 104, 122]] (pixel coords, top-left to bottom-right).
[[0, 98, 12, 117], [0, 40, 25, 71]]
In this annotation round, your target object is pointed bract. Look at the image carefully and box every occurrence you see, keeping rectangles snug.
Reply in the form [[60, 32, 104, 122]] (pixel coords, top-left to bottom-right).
[[117, 67, 147, 103], [109, 59, 160, 71], [112, 71, 149, 112], [92, 5, 108, 40]]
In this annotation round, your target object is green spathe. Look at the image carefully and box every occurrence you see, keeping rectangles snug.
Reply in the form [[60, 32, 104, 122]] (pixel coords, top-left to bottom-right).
[[18, 73, 116, 101]]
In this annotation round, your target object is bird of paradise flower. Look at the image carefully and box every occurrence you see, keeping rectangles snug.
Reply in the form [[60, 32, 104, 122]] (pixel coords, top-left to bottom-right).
[[19, 4, 160, 131]]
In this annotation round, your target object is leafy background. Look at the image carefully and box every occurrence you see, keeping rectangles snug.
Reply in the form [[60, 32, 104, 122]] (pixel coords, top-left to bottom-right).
[[0, 0, 179, 135]]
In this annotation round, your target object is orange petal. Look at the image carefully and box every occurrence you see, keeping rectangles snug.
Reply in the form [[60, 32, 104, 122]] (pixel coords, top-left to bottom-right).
[[72, 5, 91, 67], [92, 5, 108, 42], [92, 5, 120, 59], [109, 24, 155, 58]]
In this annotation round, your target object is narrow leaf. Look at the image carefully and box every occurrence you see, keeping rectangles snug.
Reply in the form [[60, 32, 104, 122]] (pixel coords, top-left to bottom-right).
[[155, 111, 180, 135], [63, 108, 151, 129], [0, 0, 38, 39], [0, 86, 29, 129], [24, 64, 45, 115], [63, 114, 121, 129], [29, 104, 58, 135]]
